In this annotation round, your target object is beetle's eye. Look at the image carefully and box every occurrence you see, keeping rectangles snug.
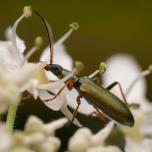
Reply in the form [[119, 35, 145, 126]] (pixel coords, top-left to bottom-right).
[[44, 65, 50, 71]]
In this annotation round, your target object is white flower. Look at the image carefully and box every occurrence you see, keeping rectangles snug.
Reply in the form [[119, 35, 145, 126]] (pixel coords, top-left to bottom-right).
[[68, 122, 122, 152], [0, 6, 79, 127], [125, 137, 152, 152], [102, 53, 152, 151], [0, 124, 12, 152], [0, 116, 67, 152], [14, 116, 66, 152], [0, 6, 49, 113], [0, 6, 95, 126]]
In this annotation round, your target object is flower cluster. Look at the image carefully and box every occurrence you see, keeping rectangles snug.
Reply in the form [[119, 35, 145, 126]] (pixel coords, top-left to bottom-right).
[[0, 116, 68, 152], [0, 5, 152, 152]]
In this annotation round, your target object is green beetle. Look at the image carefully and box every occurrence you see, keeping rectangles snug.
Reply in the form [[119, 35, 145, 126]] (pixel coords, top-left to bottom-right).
[[44, 64, 134, 127]]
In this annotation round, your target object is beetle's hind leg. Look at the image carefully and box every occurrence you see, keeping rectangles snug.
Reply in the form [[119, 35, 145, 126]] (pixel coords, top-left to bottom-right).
[[106, 81, 128, 105], [106, 81, 139, 109], [94, 106, 107, 123]]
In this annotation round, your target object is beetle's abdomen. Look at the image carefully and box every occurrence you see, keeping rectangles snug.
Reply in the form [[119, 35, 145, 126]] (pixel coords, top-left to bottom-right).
[[78, 76, 134, 126]]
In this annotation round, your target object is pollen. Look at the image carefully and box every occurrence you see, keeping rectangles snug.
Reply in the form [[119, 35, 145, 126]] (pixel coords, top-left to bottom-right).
[[99, 62, 107, 75], [23, 6, 32, 18], [69, 22, 79, 30]]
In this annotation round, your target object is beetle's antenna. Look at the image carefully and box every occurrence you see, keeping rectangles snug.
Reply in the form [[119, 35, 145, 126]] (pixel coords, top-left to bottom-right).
[[34, 10, 53, 64]]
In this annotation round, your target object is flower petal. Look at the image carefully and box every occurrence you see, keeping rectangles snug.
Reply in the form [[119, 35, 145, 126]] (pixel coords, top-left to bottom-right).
[[92, 122, 114, 145], [44, 118, 68, 135], [0, 124, 12, 152], [65, 88, 95, 115], [68, 128, 92, 152], [140, 108, 152, 136], [125, 137, 152, 152], [60, 105, 82, 127], [87, 146, 122, 152], [38, 89, 66, 111], [5, 27, 26, 53], [0, 41, 22, 72]]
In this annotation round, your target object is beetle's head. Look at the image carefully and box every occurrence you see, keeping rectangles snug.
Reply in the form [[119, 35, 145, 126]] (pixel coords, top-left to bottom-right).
[[44, 64, 63, 78]]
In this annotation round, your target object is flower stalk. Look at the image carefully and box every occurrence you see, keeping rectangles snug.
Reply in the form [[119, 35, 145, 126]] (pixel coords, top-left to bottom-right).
[[6, 100, 20, 132]]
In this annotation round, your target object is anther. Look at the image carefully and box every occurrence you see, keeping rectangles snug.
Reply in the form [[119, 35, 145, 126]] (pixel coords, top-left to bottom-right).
[[99, 62, 107, 75], [23, 6, 32, 18], [69, 22, 79, 31]]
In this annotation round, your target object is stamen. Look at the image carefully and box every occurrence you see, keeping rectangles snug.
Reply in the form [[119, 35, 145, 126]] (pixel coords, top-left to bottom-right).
[[24, 36, 43, 61], [55, 22, 79, 45], [88, 62, 107, 79], [88, 70, 99, 79], [11, 14, 25, 50], [11, 6, 32, 57], [125, 65, 152, 96], [23, 6, 32, 18], [39, 69, 76, 90]]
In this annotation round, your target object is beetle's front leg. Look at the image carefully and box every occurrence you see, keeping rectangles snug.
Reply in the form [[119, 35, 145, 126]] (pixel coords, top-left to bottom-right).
[[43, 79, 75, 102], [43, 84, 67, 102]]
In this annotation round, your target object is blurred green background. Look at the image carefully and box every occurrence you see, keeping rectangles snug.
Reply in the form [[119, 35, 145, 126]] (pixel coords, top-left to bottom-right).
[[0, 0, 152, 151]]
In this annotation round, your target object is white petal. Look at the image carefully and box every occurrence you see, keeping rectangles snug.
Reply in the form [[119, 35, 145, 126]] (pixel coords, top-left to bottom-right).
[[65, 88, 95, 115], [103, 54, 146, 104], [0, 124, 12, 151], [92, 122, 114, 145], [25, 115, 44, 132], [44, 118, 68, 135], [38, 89, 66, 111], [10, 63, 42, 88], [39, 69, 76, 91], [140, 107, 152, 136], [39, 136, 61, 152], [40, 43, 73, 80], [26, 79, 39, 99], [87, 146, 122, 152], [125, 137, 152, 152], [68, 128, 92, 152], [5, 27, 26, 53], [0, 41, 21, 72], [60, 105, 82, 127]]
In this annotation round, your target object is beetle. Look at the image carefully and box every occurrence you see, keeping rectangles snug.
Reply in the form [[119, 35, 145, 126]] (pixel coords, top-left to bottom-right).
[[34, 11, 134, 127]]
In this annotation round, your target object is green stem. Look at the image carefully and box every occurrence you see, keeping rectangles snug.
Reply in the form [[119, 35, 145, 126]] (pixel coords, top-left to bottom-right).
[[6, 101, 20, 132]]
